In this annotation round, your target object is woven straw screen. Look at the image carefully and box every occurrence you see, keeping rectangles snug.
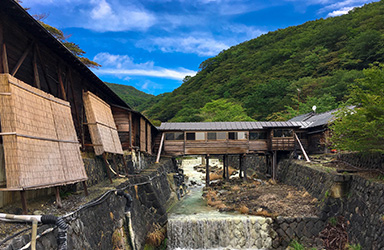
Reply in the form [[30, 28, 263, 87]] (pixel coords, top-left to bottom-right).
[[83, 91, 123, 155], [0, 74, 87, 190]]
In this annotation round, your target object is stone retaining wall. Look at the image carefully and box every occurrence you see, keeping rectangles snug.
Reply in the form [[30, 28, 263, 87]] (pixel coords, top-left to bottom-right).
[[273, 216, 325, 248], [2, 157, 177, 250], [276, 158, 384, 249], [337, 152, 384, 171]]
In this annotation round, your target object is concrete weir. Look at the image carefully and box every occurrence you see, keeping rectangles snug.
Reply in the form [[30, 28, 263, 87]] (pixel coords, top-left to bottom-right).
[[168, 214, 274, 249]]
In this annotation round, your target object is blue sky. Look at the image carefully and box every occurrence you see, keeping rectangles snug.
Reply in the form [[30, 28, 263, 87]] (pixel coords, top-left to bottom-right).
[[23, 0, 378, 95]]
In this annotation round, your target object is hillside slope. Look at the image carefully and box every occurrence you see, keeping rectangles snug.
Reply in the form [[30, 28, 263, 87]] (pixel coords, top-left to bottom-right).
[[106, 82, 154, 109], [141, 1, 384, 122]]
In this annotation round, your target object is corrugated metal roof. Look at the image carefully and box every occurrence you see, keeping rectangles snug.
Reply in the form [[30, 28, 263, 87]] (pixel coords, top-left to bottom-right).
[[288, 106, 355, 128], [158, 121, 308, 131]]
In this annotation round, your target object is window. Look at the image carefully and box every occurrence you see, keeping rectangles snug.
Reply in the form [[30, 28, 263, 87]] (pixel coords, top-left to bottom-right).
[[165, 132, 184, 140], [196, 132, 206, 140], [249, 131, 267, 140], [217, 132, 226, 140], [238, 132, 247, 140], [207, 132, 227, 140], [228, 132, 237, 140], [186, 132, 195, 140], [207, 132, 216, 140], [273, 129, 293, 138], [186, 132, 205, 140]]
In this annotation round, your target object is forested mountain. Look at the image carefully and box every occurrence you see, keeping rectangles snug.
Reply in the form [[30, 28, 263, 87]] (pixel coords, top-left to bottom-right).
[[106, 82, 154, 109], [139, 1, 384, 122]]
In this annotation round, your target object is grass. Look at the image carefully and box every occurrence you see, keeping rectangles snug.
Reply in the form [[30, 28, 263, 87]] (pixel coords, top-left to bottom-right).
[[289, 240, 305, 250], [146, 223, 166, 248], [346, 243, 362, 250]]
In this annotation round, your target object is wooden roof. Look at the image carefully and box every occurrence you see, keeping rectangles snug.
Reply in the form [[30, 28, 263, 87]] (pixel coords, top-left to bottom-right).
[[1, 0, 129, 109]]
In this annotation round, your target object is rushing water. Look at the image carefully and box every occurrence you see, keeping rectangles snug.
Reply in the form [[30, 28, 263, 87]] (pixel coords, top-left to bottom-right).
[[167, 157, 273, 250]]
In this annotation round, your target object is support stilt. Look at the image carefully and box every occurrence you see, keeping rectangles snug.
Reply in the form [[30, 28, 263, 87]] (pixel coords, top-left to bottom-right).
[[272, 151, 277, 180], [121, 154, 130, 175], [205, 155, 210, 187], [102, 153, 113, 183], [222, 155, 226, 179], [112, 154, 119, 177], [20, 191, 27, 215], [55, 186, 62, 208], [239, 154, 243, 178], [82, 181, 89, 196], [243, 154, 247, 181], [225, 155, 229, 181]]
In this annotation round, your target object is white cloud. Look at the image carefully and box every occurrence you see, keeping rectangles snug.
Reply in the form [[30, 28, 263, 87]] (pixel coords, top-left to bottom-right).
[[224, 24, 266, 40], [83, 0, 156, 32], [137, 36, 229, 57], [93, 52, 196, 80], [326, 6, 355, 16]]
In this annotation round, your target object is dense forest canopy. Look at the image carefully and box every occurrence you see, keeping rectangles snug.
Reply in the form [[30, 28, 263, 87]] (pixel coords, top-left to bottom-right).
[[126, 1, 384, 123]]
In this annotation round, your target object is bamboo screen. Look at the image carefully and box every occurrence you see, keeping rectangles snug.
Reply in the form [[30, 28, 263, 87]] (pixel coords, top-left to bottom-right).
[[83, 91, 123, 155], [0, 74, 87, 190]]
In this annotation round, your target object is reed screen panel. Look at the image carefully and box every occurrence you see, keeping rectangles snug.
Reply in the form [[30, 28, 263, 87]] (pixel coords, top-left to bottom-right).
[[0, 74, 87, 190], [83, 91, 123, 155]]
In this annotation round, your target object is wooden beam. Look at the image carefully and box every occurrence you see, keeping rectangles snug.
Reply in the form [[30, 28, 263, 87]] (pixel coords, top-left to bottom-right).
[[11, 42, 33, 76], [32, 45, 41, 89], [57, 65, 67, 100], [128, 112, 133, 148], [68, 70, 81, 134], [102, 153, 113, 184], [155, 133, 165, 163], [0, 17, 4, 73], [2, 43, 9, 74], [294, 133, 310, 162], [35, 44, 52, 93]]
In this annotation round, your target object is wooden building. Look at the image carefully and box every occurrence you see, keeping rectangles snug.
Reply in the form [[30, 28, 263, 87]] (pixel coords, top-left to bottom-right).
[[289, 107, 355, 154], [157, 121, 310, 156], [0, 0, 156, 209]]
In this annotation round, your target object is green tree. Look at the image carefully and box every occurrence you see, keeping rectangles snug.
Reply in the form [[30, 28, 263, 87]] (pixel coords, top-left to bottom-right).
[[199, 99, 254, 122], [330, 65, 384, 152], [17, 1, 100, 68]]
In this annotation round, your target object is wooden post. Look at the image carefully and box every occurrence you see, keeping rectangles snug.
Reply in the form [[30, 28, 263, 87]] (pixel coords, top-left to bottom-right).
[[20, 191, 28, 215], [155, 133, 164, 163], [102, 153, 113, 183], [272, 151, 277, 180], [205, 155, 210, 187], [239, 154, 243, 178], [35, 44, 52, 93], [0, 18, 3, 73], [32, 46, 41, 89], [82, 181, 89, 196], [57, 65, 67, 100], [243, 154, 247, 180], [121, 154, 130, 175], [55, 187, 62, 208], [222, 155, 226, 179], [225, 155, 229, 181], [2, 43, 9, 74], [128, 111, 133, 149]]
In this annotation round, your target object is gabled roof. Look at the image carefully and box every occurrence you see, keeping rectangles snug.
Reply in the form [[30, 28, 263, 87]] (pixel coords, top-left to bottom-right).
[[158, 121, 311, 131], [289, 106, 355, 128]]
